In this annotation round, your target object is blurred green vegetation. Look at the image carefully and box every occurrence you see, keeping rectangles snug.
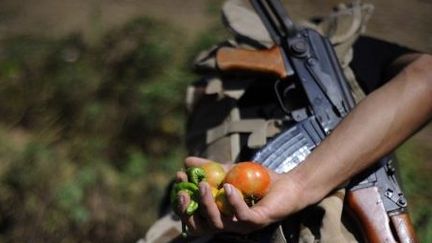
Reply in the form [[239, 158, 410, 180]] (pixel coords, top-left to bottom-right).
[[0, 9, 430, 243], [397, 140, 432, 242], [0, 16, 226, 242]]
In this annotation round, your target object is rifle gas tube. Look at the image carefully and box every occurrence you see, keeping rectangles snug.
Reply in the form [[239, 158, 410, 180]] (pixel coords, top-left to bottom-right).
[[216, 0, 418, 242]]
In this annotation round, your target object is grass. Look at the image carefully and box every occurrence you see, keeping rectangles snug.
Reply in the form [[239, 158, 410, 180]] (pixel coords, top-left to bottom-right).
[[397, 138, 432, 242], [0, 17, 193, 242]]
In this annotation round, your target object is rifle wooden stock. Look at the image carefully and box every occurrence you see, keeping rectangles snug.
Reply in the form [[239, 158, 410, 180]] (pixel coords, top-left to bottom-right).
[[347, 187, 397, 243], [391, 213, 418, 243], [216, 46, 288, 78], [347, 187, 418, 243]]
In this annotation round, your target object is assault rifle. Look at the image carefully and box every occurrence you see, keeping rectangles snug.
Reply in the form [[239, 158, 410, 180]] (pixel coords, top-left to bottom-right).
[[215, 0, 417, 242]]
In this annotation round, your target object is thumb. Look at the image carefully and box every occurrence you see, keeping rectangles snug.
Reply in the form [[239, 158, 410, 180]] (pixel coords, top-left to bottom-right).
[[184, 156, 214, 168], [185, 156, 233, 172]]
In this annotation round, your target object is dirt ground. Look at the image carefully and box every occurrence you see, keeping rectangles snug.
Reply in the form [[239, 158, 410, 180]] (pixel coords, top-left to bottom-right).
[[1, 0, 431, 52]]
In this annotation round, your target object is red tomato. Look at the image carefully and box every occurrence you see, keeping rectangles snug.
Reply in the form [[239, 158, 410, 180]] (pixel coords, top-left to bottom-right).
[[224, 162, 271, 201], [201, 162, 226, 188]]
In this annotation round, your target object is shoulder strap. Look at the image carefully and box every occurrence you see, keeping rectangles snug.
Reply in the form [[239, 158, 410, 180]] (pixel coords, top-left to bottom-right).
[[306, 1, 374, 102]]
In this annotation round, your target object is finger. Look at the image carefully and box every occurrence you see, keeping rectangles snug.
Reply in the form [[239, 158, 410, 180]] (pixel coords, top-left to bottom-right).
[[198, 182, 224, 231], [176, 171, 188, 182], [176, 191, 190, 216], [224, 183, 260, 224], [176, 192, 205, 235], [185, 156, 233, 171], [185, 156, 213, 167], [183, 214, 209, 236]]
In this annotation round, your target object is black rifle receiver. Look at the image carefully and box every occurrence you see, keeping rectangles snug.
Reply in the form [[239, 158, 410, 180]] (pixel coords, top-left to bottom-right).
[[250, 0, 355, 134]]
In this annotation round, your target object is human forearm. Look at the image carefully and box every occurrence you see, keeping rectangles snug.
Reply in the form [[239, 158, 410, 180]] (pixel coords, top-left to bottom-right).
[[291, 54, 432, 206]]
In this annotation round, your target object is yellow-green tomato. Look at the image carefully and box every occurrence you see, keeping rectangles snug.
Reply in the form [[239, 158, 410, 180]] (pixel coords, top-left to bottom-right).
[[200, 162, 226, 188], [210, 187, 218, 199], [215, 187, 243, 216]]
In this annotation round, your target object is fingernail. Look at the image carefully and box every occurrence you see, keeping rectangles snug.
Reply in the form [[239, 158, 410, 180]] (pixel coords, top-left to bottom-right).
[[224, 183, 232, 195]]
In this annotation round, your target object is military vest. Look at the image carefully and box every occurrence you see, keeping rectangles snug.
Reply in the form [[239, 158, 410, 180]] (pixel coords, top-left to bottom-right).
[[185, 0, 374, 164]]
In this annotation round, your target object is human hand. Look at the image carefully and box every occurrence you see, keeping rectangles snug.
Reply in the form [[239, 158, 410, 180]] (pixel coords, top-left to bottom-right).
[[174, 156, 304, 236]]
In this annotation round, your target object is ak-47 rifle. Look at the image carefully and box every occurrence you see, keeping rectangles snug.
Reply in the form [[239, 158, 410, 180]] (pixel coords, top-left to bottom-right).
[[215, 0, 417, 242]]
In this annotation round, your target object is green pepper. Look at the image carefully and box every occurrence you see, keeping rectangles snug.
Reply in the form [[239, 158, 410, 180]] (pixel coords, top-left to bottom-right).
[[186, 167, 206, 185], [171, 167, 207, 238], [170, 181, 200, 215], [170, 167, 205, 215]]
